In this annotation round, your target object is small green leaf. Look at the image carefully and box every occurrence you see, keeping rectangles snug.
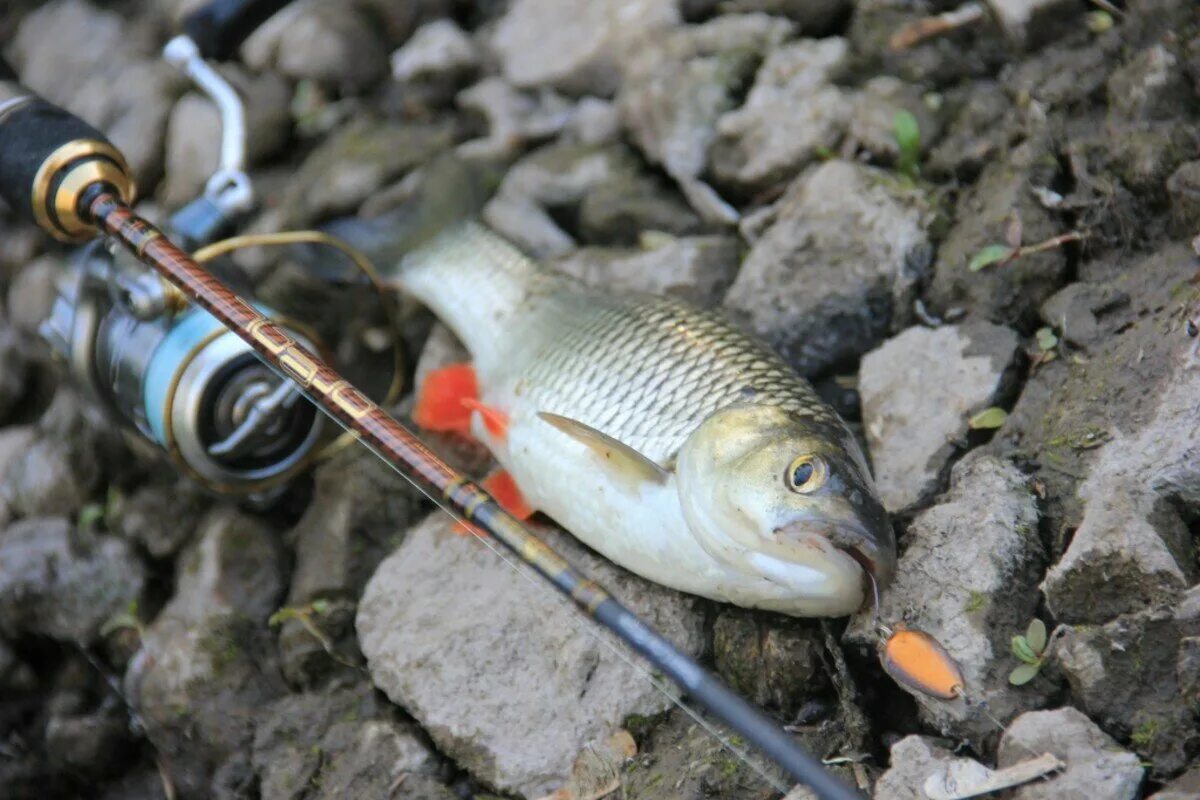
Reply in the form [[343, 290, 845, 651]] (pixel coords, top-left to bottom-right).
[[1025, 618, 1048, 654], [1011, 635, 1039, 664], [969, 407, 1008, 430], [1035, 327, 1059, 351], [1009, 662, 1041, 686], [894, 110, 921, 179], [78, 503, 104, 527], [1086, 10, 1114, 33], [968, 244, 1016, 272], [311, 599, 330, 615]]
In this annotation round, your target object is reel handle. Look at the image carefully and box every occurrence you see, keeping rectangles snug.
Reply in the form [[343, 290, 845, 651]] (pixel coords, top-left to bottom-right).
[[181, 0, 295, 61], [0, 64, 135, 242]]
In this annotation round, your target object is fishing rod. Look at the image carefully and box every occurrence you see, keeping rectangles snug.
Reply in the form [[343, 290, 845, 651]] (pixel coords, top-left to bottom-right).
[[0, 51, 863, 800]]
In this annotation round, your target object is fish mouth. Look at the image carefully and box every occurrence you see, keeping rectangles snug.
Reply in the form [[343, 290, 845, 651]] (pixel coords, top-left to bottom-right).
[[775, 520, 894, 612]]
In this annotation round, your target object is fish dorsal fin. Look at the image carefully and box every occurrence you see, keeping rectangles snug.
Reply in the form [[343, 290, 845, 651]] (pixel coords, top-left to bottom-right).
[[537, 412, 670, 488]]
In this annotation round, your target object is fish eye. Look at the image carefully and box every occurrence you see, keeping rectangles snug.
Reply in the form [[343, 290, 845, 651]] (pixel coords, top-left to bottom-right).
[[786, 455, 827, 494]]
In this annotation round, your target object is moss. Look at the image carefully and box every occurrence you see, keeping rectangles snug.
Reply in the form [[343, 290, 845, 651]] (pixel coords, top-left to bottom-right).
[[965, 591, 988, 612], [1131, 719, 1160, 751]]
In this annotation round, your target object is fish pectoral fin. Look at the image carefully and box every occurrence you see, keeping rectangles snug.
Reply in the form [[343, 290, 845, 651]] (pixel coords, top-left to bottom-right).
[[537, 412, 670, 487], [413, 363, 479, 437], [481, 468, 534, 520]]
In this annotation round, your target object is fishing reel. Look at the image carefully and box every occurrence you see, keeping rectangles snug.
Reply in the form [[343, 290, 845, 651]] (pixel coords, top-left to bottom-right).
[[18, 3, 387, 498]]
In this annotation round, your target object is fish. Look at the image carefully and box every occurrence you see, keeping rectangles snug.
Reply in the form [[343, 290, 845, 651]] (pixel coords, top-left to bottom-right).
[[395, 222, 896, 617]]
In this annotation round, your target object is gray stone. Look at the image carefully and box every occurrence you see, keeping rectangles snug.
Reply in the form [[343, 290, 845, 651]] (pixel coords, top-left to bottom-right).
[[858, 323, 1020, 512], [108, 479, 209, 560], [927, 82, 1014, 179], [490, 0, 682, 96], [712, 38, 852, 194], [1166, 160, 1200, 237], [160, 67, 291, 209], [7, 254, 61, 334], [1107, 44, 1192, 123], [847, 453, 1045, 747], [125, 507, 287, 800], [998, 708, 1143, 800], [0, 327, 29, 424], [1150, 767, 1200, 800], [483, 142, 699, 258], [243, 1, 389, 91], [717, 0, 849, 35], [45, 706, 133, 778], [1053, 599, 1200, 777], [277, 118, 455, 227], [561, 97, 621, 146], [252, 686, 450, 800], [723, 160, 932, 376], [925, 138, 1068, 328], [554, 234, 740, 306], [455, 78, 575, 161], [0, 517, 145, 644], [1038, 283, 1126, 349], [357, 513, 706, 797], [873, 736, 961, 800], [987, 0, 1085, 47], [390, 19, 478, 85], [1041, 341, 1200, 624], [620, 15, 794, 221], [846, 76, 943, 163]]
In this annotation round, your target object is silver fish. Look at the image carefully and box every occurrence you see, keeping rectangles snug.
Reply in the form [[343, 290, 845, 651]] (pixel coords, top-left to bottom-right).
[[396, 223, 895, 616]]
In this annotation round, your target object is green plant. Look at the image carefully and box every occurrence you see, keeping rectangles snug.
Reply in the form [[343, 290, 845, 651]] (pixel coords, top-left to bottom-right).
[[1009, 618, 1049, 685], [894, 110, 921, 180], [968, 406, 1007, 430]]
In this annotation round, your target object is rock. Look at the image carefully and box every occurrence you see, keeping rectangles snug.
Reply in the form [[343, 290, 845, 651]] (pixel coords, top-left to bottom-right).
[[846, 453, 1045, 747], [926, 81, 1014, 179], [490, 0, 682, 96], [45, 706, 133, 778], [711, 38, 852, 195], [1106, 44, 1191, 123], [712, 609, 825, 716], [1166, 160, 1200, 237], [561, 97, 621, 146], [455, 78, 575, 161], [0, 517, 145, 644], [391, 19, 478, 86], [0, 327, 29, 423], [858, 323, 1020, 512], [553, 234, 740, 305], [252, 686, 451, 800], [7, 254, 61, 334], [108, 479, 209, 560], [279, 445, 425, 687], [925, 138, 1068, 328], [483, 142, 699, 258], [1150, 767, 1200, 800], [357, 513, 706, 797], [620, 15, 795, 221], [997, 708, 1143, 800], [717, 0, 849, 36], [1002, 40, 1115, 112], [723, 160, 932, 377], [0, 391, 125, 520], [988, 0, 1084, 49], [160, 67, 292, 209], [1040, 332, 1200, 623], [873, 736, 961, 800], [242, 1, 389, 91], [1053, 598, 1200, 777], [277, 118, 455, 227], [1038, 283, 1126, 349], [846, 76, 944, 163], [125, 507, 287, 799]]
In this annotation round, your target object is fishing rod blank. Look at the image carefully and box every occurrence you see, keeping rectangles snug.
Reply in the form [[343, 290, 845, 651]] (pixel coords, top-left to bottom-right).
[[0, 72, 863, 800]]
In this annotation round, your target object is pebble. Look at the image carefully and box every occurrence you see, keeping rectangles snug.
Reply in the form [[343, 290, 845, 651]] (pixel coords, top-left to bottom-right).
[[859, 323, 1020, 512], [998, 708, 1143, 800], [0, 517, 146, 644], [724, 160, 932, 376], [357, 513, 705, 797], [390, 19, 478, 85], [490, 0, 681, 96], [873, 736, 962, 800], [0, 327, 29, 424]]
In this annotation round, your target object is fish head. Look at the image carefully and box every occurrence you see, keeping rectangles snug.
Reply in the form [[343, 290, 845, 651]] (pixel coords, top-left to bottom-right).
[[675, 404, 895, 616]]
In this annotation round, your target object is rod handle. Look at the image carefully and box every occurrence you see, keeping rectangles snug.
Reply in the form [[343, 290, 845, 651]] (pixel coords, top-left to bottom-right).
[[181, 0, 295, 61], [0, 74, 135, 241]]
